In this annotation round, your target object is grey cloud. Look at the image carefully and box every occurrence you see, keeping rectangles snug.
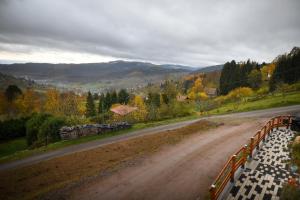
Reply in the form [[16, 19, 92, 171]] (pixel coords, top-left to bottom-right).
[[0, 0, 299, 66]]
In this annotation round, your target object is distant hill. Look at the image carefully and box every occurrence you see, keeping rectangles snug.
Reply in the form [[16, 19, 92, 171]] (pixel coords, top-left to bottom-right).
[[0, 61, 222, 91], [192, 64, 223, 73], [0, 61, 191, 91], [0, 72, 37, 90]]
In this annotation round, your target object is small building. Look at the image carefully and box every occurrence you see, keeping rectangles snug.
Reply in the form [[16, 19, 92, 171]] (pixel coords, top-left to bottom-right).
[[110, 105, 138, 116], [176, 94, 190, 102], [205, 88, 217, 98]]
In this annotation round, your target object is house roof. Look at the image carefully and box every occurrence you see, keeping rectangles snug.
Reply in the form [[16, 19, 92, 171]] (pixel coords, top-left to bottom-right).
[[110, 105, 138, 116]]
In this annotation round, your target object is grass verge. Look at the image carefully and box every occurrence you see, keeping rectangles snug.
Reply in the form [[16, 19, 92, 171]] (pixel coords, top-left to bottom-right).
[[209, 92, 300, 115], [0, 120, 218, 200]]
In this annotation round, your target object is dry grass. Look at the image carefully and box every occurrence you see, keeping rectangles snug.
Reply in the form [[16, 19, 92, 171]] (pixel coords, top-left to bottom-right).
[[0, 120, 218, 200]]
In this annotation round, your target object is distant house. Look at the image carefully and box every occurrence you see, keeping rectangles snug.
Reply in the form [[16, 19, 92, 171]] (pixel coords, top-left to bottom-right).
[[110, 105, 138, 116], [176, 94, 190, 102], [205, 88, 217, 98]]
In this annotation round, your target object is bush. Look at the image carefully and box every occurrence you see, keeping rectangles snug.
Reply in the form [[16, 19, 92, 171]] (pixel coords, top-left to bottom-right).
[[25, 113, 51, 146], [280, 184, 300, 200], [38, 117, 65, 145], [0, 117, 30, 140]]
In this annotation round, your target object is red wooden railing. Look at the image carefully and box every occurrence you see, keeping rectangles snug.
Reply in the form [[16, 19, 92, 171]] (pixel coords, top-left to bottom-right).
[[209, 115, 293, 200]]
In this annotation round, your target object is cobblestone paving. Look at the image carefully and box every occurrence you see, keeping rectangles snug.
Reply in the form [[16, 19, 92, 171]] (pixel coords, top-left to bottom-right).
[[225, 128, 299, 200]]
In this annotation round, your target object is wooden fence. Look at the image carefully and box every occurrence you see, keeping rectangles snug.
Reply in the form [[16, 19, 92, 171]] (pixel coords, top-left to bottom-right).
[[209, 115, 293, 200]]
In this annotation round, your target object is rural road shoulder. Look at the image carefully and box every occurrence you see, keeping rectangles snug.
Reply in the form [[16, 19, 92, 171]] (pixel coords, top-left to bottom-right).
[[0, 105, 299, 171]]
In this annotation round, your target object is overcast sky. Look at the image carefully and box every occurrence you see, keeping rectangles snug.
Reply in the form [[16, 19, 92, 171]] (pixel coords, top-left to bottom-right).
[[0, 0, 299, 67]]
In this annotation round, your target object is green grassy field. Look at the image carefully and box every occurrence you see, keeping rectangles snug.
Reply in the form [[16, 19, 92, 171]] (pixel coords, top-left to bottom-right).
[[0, 138, 27, 158], [209, 92, 300, 115]]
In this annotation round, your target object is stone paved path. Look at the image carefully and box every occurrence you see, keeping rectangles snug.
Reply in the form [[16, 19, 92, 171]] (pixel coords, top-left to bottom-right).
[[225, 128, 299, 200]]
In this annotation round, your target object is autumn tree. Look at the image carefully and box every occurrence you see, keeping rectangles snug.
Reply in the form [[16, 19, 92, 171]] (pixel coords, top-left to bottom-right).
[[18, 89, 41, 115], [227, 87, 253, 109], [247, 69, 262, 89], [261, 63, 275, 81], [85, 91, 96, 117], [161, 80, 177, 105], [132, 95, 148, 122], [60, 91, 80, 116], [44, 89, 61, 115]]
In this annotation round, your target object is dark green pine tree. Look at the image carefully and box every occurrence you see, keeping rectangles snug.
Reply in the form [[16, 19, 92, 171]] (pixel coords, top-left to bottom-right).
[[104, 92, 112, 110], [118, 89, 130, 104], [85, 91, 96, 117], [270, 47, 300, 91], [98, 93, 105, 114], [111, 90, 118, 104], [5, 85, 23, 102]]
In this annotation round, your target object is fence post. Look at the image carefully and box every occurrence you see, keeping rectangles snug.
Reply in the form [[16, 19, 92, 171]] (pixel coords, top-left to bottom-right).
[[256, 131, 261, 150], [230, 155, 236, 182], [210, 185, 216, 200], [263, 126, 267, 141], [242, 145, 248, 168], [277, 116, 281, 130], [287, 115, 291, 129], [249, 137, 254, 158], [271, 118, 275, 131]]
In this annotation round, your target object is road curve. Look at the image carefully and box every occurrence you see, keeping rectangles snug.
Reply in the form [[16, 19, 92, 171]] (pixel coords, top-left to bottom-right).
[[0, 105, 299, 171]]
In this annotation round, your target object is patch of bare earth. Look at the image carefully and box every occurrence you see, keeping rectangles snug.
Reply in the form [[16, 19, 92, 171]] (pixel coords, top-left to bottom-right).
[[0, 120, 218, 200], [64, 117, 267, 200]]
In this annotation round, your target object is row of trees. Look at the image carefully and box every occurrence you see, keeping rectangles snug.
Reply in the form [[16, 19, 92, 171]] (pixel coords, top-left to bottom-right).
[[0, 86, 84, 118], [270, 47, 300, 91], [219, 60, 260, 95]]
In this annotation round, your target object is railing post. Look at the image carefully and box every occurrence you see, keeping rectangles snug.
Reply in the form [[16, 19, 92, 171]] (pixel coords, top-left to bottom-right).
[[249, 137, 254, 158], [210, 184, 216, 200], [277, 116, 281, 130], [263, 126, 267, 141], [256, 131, 261, 150], [230, 155, 236, 182], [287, 115, 291, 129], [271, 118, 275, 131], [242, 145, 248, 168]]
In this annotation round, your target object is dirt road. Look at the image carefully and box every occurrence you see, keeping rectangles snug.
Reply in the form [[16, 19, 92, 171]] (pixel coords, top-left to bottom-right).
[[1, 105, 299, 171], [65, 118, 266, 200], [65, 105, 300, 200]]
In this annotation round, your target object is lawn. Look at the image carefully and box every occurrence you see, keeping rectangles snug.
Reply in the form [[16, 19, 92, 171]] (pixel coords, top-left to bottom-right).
[[209, 92, 300, 115], [0, 138, 27, 158]]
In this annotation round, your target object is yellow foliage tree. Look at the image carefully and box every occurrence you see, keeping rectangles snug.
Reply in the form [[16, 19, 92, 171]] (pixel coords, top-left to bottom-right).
[[198, 92, 208, 100], [132, 95, 148, 122], [18, 89, 41, 114], [261, 63, 275, 81], [188, 77, 205, 100], [44, 89, 60, 115], [227, 87, 253, 102], [60, 91, 80, 116]]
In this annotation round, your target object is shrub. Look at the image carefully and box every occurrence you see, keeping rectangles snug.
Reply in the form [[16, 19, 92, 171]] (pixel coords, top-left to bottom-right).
[[25, 113, 51, 146], [280, 183, 300, 200], [0, 117, 30, 140], [38, 117, 65, 145]]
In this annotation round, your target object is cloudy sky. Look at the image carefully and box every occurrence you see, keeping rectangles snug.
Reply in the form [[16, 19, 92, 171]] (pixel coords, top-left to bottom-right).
[[0, 0, 299, 67]]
